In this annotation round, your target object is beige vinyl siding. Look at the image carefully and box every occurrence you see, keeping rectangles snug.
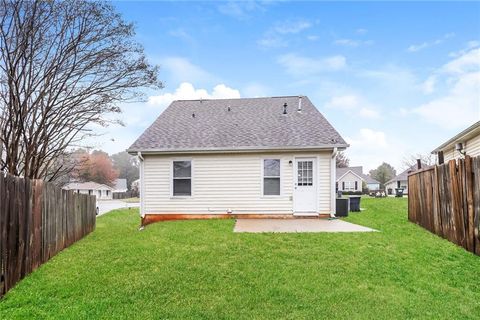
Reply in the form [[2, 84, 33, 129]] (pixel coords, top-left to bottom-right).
[[143, 151, 332, 215], [443, 134, 480, 162], [317, 154, 332, 213], [337, 171, 362, 192]]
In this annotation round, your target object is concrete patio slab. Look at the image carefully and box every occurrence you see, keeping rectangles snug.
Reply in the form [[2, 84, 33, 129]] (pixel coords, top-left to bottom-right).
[[234, 218, 376, 233]]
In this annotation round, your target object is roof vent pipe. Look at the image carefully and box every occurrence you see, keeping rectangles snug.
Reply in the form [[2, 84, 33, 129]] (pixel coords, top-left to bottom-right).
[[283, 103, 288, 115], [298, 96, 302, 112]]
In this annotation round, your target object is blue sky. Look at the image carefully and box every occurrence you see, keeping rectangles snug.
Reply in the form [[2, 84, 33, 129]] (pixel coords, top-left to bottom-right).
[[97, 1, 480, 172]]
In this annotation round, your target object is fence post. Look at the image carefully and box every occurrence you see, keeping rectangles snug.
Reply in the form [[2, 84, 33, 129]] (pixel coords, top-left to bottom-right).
[[438, 151, 444, 165]]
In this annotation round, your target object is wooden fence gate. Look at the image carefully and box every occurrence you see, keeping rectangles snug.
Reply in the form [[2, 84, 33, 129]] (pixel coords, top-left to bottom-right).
[[408, 155, 480, 255], [0, 174, 96, 298]]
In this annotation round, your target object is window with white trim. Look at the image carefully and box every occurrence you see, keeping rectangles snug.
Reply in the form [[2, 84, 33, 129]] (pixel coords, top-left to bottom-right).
[[344, 181, 356, 191], [263, 159, 280, 195], [173, 161, 192, 196]]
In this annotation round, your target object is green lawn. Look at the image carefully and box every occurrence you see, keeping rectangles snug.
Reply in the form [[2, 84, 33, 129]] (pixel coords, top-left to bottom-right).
[[1, 198, 480, 319]]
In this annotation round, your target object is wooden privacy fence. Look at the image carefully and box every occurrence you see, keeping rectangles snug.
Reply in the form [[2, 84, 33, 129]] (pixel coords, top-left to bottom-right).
[[408, 155, 480, 255], [0, 174, 96, 298]]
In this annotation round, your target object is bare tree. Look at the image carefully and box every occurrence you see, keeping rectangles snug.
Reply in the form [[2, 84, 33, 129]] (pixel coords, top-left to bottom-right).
[[336, 151, 349, 168], [0, 0, 161, 180], [401, 153, 435, 170]]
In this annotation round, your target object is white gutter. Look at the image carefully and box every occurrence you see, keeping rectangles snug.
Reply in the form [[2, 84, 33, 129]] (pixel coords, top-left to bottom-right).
[[137, 152, 145, 218], [127, 144, 349, 155], [331, 148, 338, 216]]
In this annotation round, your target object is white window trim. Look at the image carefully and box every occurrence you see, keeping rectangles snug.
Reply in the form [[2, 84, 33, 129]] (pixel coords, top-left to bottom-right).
[[261, 158, 282, 197], [170, 158, 193, 198], [344, 181, 356, 191]]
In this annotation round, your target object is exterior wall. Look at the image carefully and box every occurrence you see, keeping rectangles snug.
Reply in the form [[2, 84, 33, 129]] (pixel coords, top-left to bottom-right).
[[366, 183, 380, 191], [142, 151, 333, 215], [385, 180, 408, 194], [75, 189, 112, 200], [443, 134, 480, 162], [337, 171, 362, 192]]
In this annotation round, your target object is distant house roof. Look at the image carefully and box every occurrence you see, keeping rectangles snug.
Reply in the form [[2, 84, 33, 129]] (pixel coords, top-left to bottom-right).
[[127, 96, 348, 153], [432, 121, 480, 154], [336, 166, 380, 184], [113, 179, 127, 192], [63, 181, 114, 191], [386, 164, 429, 184]]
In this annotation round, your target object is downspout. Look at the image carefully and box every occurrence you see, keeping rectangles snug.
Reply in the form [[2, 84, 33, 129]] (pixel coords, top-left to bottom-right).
[[331, 148, 338, 216], [137, 152, 145, 221]]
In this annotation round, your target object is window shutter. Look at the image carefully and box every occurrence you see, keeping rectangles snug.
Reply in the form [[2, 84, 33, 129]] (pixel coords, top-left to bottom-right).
[[342, 181, 345, 190], [355, 181, 358, 190]]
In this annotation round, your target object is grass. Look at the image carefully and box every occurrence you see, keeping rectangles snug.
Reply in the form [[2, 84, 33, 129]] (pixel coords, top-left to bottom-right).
[[1, 198, 479, 319]]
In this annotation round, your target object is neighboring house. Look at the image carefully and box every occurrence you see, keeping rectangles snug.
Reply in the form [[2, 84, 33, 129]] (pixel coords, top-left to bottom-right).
[[113, 178, 128, 193], [63, 181, 114, 200], [127, 96, 348, 219], [363, 175, 381, 191], [131, 179, 140, 193], [432, 121, 480, 163], [336, 166, 380, 192], [385, 164, 422, 195]]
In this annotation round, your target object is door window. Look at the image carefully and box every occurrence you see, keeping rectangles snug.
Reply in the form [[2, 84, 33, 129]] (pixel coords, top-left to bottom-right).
[[297, 161, 313, 186]]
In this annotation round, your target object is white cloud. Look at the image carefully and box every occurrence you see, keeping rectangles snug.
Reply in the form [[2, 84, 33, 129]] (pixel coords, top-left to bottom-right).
[[347, 128, 388, 149], [326, 95, 358, 110], [273, 20, 311, 34], [258, 19, 312, 48], [168, 29, 194, 44], [161, 57, 217, 84], [334, 39, 374, 47], [257, 36, 287, 48], [421, 76, 436, 94], [449, 40, 480, 58], [217, 1, 265, 20], [277, 53, 346, 76], [442, 48, 480, 74], [413, 48, 480, 129], [359, 107, 380, 119], [414, 72, 480, 129], [307, 35, 319, 41], [407, 32, 455, 52], [148, 82, 241, 109], [344, 128, 409, 171], [356, 28, 368, 35], [325, 94, 380, 119]]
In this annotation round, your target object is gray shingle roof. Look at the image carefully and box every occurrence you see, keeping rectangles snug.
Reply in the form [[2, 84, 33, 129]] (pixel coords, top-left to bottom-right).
[[63, 182, 113, 191], [336, 166, 380, 184], [128, 96, 348, 153], [386, 164, 430, 184]]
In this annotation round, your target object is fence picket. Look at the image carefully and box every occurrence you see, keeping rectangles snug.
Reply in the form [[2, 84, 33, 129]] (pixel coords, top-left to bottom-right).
[[0, 174, 96, 298], [408, 156, 480, 255]]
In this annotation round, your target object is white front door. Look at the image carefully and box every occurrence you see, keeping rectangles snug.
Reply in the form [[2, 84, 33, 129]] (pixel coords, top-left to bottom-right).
[[293, 158, 317, 213]]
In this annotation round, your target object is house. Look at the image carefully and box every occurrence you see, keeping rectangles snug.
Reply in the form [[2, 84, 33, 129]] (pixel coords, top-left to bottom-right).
[[131, 179, 140, 193], [432, 121, 480, 163], [385, 165, 420, 195], [336, 166, 380, 193], [127, 96, 348, 222], [63, 181, 114, 200], [113, 178, 128, 193]]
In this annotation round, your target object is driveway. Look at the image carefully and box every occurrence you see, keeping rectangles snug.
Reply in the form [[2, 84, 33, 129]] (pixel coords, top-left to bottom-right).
[[96, 200, 139, 216], [234, 218, 376, 233]]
